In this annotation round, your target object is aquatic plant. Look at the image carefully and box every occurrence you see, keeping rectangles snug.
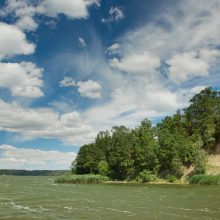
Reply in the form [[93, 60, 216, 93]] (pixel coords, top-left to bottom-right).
[[189, 174, 220, 185], [55, 174, 109, 184]]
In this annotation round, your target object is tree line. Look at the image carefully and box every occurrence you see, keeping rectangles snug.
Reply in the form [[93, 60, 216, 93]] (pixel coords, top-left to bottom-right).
[[0, 170, 68, 176], [72, 88, 220, 180]]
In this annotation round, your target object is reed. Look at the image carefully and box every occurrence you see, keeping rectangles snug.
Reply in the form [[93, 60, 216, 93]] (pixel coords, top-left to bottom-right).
[[189, 174, 220, 185], [55, 174, 109, 184]]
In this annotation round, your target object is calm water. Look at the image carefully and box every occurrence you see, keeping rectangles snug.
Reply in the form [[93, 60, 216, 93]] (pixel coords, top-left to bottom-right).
[[0, 176, 219, 220]]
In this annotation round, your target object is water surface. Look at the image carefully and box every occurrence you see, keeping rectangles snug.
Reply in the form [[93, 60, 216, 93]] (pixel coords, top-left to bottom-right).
[[0, 176, 219, 219]]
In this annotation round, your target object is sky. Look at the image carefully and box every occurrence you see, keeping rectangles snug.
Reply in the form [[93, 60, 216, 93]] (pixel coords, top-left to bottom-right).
[[0, 0, 220, 170]]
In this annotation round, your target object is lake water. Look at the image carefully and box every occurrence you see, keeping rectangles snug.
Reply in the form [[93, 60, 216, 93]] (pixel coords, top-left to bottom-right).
[[0, 176, 219, 219]]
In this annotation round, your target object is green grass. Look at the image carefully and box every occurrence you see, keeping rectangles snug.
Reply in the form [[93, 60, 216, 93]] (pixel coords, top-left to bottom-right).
[[55, 174, 109, 184], [189, 174, 220, 185]]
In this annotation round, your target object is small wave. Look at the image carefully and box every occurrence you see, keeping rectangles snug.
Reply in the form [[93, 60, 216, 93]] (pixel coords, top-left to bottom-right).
[[64, 207, 72, 210], [105, 207, 131, 214], [159, 211, 189, 218], [166, 206, 192, 211], [84, 199, 96, 203], [39, 206, 50, 211], [11, 202, 38, 213], [197, 208, 216, 213]]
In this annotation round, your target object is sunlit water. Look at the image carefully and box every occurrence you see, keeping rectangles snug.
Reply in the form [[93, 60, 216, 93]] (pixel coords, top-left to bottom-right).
[[0, 176, 219, 219]]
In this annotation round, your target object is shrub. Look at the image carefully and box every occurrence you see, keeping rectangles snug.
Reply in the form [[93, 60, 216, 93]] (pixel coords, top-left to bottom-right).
[[137, 170, 157, 183], [193, 150, 208, 174], [55, 174, 109, 184], [189, 174, 220, 185], [170, 156, 184, 178], [98, 161, 109, 176], [166, 175, 177, 183]]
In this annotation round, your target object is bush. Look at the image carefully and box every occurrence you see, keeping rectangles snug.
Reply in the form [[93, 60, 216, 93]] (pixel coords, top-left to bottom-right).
[[55, 174, 109, 184], [189, 174, 220, 185], [166, 175, 177, 183], [98, 161, 109, 176], [170, 156, 184, 178], [137, 170, 157, 183], [193, 150, 208, 174]]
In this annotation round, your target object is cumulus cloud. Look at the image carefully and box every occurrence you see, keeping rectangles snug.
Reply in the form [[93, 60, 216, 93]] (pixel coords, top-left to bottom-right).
[[167, 52, 209, 84], [0, 99, 94, 146], [95, 0, 220, 130], [167, 49, 220, 84], [0, 0, 100, 31], [106, 43, 121, 55], [0, 0, 43, 31], [16, 16, 38, 31], [102, 6, 124, 23], [0, 145, 76, 170], [42, 0, 100, 19], [60, 77, 102, 99], [82, 73, 187, 129], [77, 80, 102, 99], [60, 76, 76, 87], [0, 62, 44, 98], [0, 22, 35, 59], [110, 52, 160, 74], [0, 0, 219, 150], [112, 0, 220, 84]]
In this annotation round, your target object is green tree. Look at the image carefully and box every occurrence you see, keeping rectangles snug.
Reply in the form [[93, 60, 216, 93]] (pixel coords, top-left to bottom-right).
[[98, 160, 109, 176], [107, 126, 134, 180], [185, 87, 220, 150], [132, 119, 159, 176], [157, 112, 199, 177], [75, 143, 104, 174]]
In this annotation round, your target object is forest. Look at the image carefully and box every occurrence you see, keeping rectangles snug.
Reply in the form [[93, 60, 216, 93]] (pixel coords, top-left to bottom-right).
[[72, 88, 220, 181], [0, 170, 68, 176]]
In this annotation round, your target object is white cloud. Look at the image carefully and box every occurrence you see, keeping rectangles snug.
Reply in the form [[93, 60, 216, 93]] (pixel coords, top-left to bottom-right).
[[16, 16, 38, 31], [0, 22, 35, 59], [78, 37, 87, 47], [102, 6, 124, 23], [109, 7, 124, 20], [83, 78, 181, 130], [0, 99, 94, 146], [60, 76, 76, 87], [77, 80, 102, 99], [0, 145, 76, 170], [110, 52, 160, 74], [167, 52, 209, 84], [60, 77, 102, 99], [113, 0, 220, 84], [0, 0, 219, 150], [106, 43, 121, 55], [0, 0, 100, 32], [41, 0, 99, 19], [0, 62, 44, 98], [200, 49, 220, 63], [0, 0, 43, 31], [167, 49, 220, 84]]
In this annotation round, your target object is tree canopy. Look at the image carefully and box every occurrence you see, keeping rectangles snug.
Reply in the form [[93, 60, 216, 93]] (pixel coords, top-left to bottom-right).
[[72, 88, 220, 180]]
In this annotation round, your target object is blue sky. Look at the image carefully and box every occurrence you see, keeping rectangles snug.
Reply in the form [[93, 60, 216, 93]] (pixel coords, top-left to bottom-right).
[[0, 0, 220, 170]]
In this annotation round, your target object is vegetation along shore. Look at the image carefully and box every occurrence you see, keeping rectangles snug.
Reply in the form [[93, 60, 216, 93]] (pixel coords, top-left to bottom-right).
[[56, 88, 220, 185]]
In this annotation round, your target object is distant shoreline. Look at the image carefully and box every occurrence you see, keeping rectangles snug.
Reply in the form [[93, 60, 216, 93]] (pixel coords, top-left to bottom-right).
[[0, 169, 69, 176]]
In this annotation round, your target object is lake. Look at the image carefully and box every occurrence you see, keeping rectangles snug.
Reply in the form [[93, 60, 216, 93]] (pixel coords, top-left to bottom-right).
[[0, 176, 219, 220]]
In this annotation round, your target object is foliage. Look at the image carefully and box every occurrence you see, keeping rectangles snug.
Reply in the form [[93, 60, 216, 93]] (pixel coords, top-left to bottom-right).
[[0, 169, 69, 176], [185, 87, 220, 151], [136, 170, 157, 183], [166, 175, 177, 183], [98, 160, 109, 176], [55, 174, 109, 184], [72, 88, 220, 181], [189, 174, 220, 185], [193, 149, 208, 174]]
